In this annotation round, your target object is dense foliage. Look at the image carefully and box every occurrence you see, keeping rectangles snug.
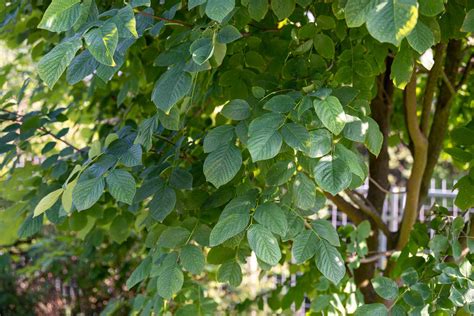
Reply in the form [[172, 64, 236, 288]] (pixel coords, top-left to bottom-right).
[[0, 0, 473, 314]]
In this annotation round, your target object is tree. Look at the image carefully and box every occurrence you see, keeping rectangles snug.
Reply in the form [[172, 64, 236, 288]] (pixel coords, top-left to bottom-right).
[[0, 0, 473, 314]]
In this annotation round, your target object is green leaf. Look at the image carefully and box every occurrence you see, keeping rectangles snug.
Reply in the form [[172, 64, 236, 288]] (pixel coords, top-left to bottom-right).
[[247, 224, 281, 266], [38, 0, 81, 32], [152, 66, 192, 113], [354, 303, 388, 316], [190, 38, 214, 65], [72, 177, 105, 211], [38, 39, 82, 88], [271, 0, 295, 20], [266, 160, 296, 186], [254, 202, 288, 236], [334, 143, 367, 181], [366, 0, 418, 46], [217, 261, 242, 287], [149, 186, 176, 222], [217, 25, 242, 44], [462, 9, 474, 32], [263, 95, 295, 113], [157, 265, 184, 299], [204, 125, 235, 153], [170, 168, 193, 190], [313, 34, 335, 59], [303, 129, 332, 158], [158, 227, 190, 248], [126, 257, 152, 289], [314, 239, 345, 285], [418, 0, 444, 17], [345, 0, 376, 27], [113, 5, 138, 38], [205, 0, 235, 23], [312, 219, 340, 247], [343, 115, 368, 143], [109, 215, 130, 244], [407, 21, 434, 54], [313, 157, 351, 196], [248, 113, 285, 161], [365, 117, 384, 156], [248, 0, 268, 21], [292, 230, 318, 263], [292, 173, 316, 210], [62, 179, 76, 213], [180, 245, 205, 275], [189, 0, 206, 10], [221, 99, 251, 120], [372, 276, 399, 300], [84, 22, 119, 66], [33, 189, 63, 217], [66, 50, 99, 85], [209, 211, 250, 247], [281, 123, 309, 152], [106, 169, 136, 205], [313, 96, 346, 135], [204, 143, 242, 188]]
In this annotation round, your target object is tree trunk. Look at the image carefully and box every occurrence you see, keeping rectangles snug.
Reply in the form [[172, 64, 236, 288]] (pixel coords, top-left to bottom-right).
[[354, 58, 394, 303]]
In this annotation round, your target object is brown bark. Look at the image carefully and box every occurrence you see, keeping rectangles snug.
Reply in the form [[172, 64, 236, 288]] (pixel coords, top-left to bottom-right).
[[396, 72, 428, 250], [353, 58, 394, 303], [418, 40, 463, 207]]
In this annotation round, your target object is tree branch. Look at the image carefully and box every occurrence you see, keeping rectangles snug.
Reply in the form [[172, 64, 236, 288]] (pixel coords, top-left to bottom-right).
[[420, 43, 446, 136], [135, 11, 192, 27], [345, 190, 391, 238], [396, 71, 428, 250], [324, 193, 365, 225]]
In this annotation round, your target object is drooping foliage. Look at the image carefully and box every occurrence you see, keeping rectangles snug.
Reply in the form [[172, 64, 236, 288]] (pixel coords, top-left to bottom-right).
[[0, 0, 473, 314]]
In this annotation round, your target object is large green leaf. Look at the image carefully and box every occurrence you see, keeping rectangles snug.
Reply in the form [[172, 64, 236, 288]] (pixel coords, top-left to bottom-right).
[[66, 50, 99, 85], [345, 0, 376, 27], [209, 211, 250, 246], [180, 245, 205, 275], [248, 113, 285, 161], [354, 303, 388, 316], [253, 202, 288, 236], [266, 160, 296, 186], [72, 176, 105, 211], [38, 0, 81, 32], [407, 21, 434, 54], [38, 39, 82, 88], [190, 38, 214, 65], [314, 239, 345, 285], [205, 0, 235, 22], [33, 189, 63, 217], [84, 22, 119, 66], [152, 66, 192, 113], [312, 219, 340, 247], [303, 129, 332, 158], [247, 224, 281, 266], [366, 0, 418, 46], [204, 143, 242, 188], [203, 125, 235, 153], [292, 173, 316, 210], [157, 265, 184, 299], [372, 276, 399, 300], [313, 157, 351, 196], [281, 123, 309, 152], [248, 0, 268, 21], [271, 0, 295, 20], [365, 117, 384, 156], [217, 25, 242, 44], [313, 96, 346, 135], [106, 169, 136, 205], [217, 261, 242, 287], [126, 257, 152, 289], [221, 99, 251, 120], [112, 5, 138, 38], [158, 227, 190, 248], [149, 186, 176, 222], [292, 230, 318, 263], [418, 0, 444, 17], [462, 9, 474, 33], [263, 95, 295, 113]]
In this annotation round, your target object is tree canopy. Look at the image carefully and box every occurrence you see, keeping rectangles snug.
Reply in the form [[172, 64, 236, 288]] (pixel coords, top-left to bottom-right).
[[0, 0, 473, 315]]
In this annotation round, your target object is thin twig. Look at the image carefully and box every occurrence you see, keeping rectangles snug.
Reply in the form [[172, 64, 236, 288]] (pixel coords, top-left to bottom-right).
[[441, 70, 456, 96], [135, 11, 192, 27], [368, 177, 405, 194]]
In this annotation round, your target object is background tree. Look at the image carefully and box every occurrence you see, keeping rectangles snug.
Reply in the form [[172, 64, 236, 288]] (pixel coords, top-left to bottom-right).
[[0, 0, 473, 314]]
